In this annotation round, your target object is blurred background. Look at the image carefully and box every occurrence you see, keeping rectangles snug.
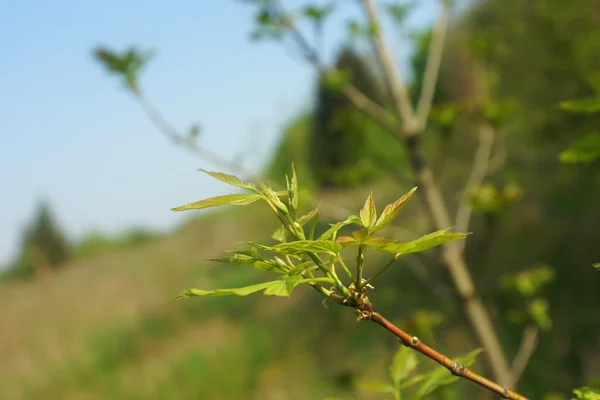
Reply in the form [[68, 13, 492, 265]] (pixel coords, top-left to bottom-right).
[[1, 0, 599, 399]]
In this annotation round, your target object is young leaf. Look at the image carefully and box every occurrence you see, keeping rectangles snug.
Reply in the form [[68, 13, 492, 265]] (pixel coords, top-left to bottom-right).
[[357, 381, 396, 394], [270, 240, 341, 256], [559, 133, 600, 164], [297, 208, 319, 227], [272, 225, 289, 242], [319, 220, 351, 241], [368, 228, 468, 257], [415, 348, 483, 399], [336, 236, 358, 248], [390, 346, 419, 386], [209, 250, 261, 265], [360, 193, 377, 230], [253, 260, 282, 272], [260, 183, 288, 213], [263, 275, 302, 296], [286, 261, 316, 276], [560, 97, 600, 114], [399, 374, 425, 390], [171, 193, 261, 211], [175, 280, 283, 299], [372, 187, 417, 233], [198, 169, 257, 192], [289, 162, 299, 212], [594, 263, 600, 271], [572, 386, 600, 400]]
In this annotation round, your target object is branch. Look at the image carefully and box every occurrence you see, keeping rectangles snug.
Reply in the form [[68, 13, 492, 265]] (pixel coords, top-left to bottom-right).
[[361, 0, 415, 133], [414, 0, 450, 128], [454, 122, 496, 253], [364, 311, 527, 400], [509, 324, 539, 386], [367, 311, 530, 400], [133, 92, 264, 182]]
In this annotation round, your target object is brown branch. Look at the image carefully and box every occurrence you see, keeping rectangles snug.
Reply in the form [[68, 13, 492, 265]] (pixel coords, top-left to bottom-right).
[[368, 311, 530, 400], [361, 0, 416, 133], [509, 324, 539, 386], [414, 0, 450, 128], [455, 122, 496, 253]]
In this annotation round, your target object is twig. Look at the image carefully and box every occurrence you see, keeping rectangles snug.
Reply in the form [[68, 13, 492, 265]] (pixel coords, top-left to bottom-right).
[[509, 324, 539, 386], [414, 0, 450, 129], [367, 311, 530, 400], [454, 122, 496, 253], [361, 0, 416, 133]]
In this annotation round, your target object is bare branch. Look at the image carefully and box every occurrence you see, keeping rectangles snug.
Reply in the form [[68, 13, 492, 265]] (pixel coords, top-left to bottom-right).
[[455, 122, 496, 252], [361, 0, 416, 132], [367, 311, 530, 400], [509, 324, 540, 386], [414, 0, 450, 128], [133, 92, 264, 182]]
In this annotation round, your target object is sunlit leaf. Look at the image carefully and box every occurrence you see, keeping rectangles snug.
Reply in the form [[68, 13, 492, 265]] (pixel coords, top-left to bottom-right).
[[560, 97, 600, 114], [367, 228, 468, 257], [336, 236, 358, 247], [319, 216, 362, 241], [360, 193, 377, 230], [415, 348, 483, 399], [286, 261, 316, 276], [171, 193, 262, 211], [559, 133, 600, 164], [298, 208, 319, 226], [372, 187, 417, 233], [198, 169, 258, 191], [263, 275, 302, 296], [270, 240, 341, 256], [261, 183, 288, 213], [289, 162, 299, 212], [572, 386, 600, 400], [390, 345, 419, 386], [175, 280, 283, 299]]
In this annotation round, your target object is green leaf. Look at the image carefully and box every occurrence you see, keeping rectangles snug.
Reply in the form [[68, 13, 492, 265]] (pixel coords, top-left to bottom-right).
[[287, 261, 316, 276], [253, 260, 282, 272], [415, 348, 483, 399], [390, 345, 419, 386], [399, 374, 425, 390], [572, 386, 600, 400], [560, 97, 600, 114], [360, 193, 377, 231], [368, 228, 468, 257], [175, 280, 283, 299], [209, 249, 261, 265], [594, 263, 600, 271], [298, 208, 319, 227], [357, 381, 396, 394], [528, 297, 552, 331], [198, 169, 258, 191], [171, 193, 262, 211], [261, 183, 288, 213], [336, 236, 358, 248], [559, 133, 600, 164], [270, 240, 341, 256], [272, 225, 288, 243], [372, 187, 417, 233], [288, 162, 299, 212], [319, 219, 352, 241], [263, 275, 302, 296]]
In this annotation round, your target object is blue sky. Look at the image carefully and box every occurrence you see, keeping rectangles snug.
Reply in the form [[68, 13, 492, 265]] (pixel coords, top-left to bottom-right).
[[0, 0, 439, 266]]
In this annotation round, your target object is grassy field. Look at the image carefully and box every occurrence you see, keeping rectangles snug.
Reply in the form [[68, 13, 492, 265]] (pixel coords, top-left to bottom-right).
[[0, 181, 482, 399]]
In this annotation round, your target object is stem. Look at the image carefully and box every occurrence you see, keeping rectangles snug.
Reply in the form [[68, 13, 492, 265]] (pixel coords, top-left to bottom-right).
[[368, 311, 530, 400], [337, 255, 355, 283], [356, 244, 367, 287], [297, 277, 334, 285], [364, 256, 398, 287]]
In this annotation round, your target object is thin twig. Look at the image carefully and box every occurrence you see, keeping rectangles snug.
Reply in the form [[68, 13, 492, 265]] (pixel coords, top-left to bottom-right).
[[509, 324, 539, 386], [454, 122, 496, 253], [368, 311, 530, 400], [415, 0, 450, 129]]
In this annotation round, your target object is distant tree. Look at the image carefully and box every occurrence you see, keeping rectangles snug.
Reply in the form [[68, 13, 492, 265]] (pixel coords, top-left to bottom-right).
[[5, 201, 71, 280], [310, 46, 387, 188]]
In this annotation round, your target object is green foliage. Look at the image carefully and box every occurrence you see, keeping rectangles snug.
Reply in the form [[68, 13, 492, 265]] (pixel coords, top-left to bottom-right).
[[358, 345, 483, 399], [559, 133, 600, 164], [174, 165, 466, 302], [93, 46, 153, 93], [73, 228, 157, 259], [572, 386, 600, 400]]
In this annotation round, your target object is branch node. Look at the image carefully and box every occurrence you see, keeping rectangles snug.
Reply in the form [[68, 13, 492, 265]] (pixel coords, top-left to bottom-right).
[[450, 362, 466, 376], [411, 336, 421, 346]]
